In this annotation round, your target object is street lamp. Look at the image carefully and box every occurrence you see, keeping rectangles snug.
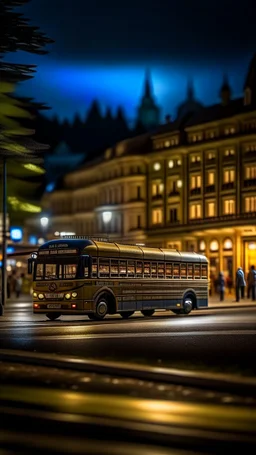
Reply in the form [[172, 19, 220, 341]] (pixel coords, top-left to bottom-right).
[[40, 217, 49, 228]]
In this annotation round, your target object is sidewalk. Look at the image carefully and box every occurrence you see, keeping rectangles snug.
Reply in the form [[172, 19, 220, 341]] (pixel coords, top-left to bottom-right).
[[208, 293, 255, 309]]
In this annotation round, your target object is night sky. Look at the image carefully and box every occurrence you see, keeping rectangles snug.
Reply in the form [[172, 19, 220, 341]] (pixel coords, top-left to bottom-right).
[[9, 0, 256, 123]]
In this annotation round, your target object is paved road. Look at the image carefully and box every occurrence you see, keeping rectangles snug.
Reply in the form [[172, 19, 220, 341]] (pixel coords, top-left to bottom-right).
[[1, 296, 256, 375]]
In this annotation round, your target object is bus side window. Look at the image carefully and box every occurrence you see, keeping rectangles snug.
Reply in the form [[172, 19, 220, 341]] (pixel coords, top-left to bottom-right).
[[119, 261, 127, 277], [144, 262, 150, 277], [166, 263, 172, 278], [110, 259, 119, 277], [158, 262, 164, 278], [194, 264, 201, 279], [187, 263, 193, 279], [136, 261, 143, 278], [92, 258, 98, 277], [99, 259, 110, 277], [180, 263, 187, 279], [84, 265, 89, 277], [173, 263, 180, 278], [128, 261, 135, 277], [202, 264, 208, 279], [151, 262, 157, 278]]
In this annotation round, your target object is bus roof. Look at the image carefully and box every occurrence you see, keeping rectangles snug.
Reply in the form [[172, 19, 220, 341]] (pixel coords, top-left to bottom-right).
[[38, 238, 208, 263]]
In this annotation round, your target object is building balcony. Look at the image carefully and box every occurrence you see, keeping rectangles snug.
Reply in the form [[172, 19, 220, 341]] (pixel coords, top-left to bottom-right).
[[190, 187, 201, 196], [222, 155, 235, 162], [152, 194, 163, 201], [222, 182, 235, 190], [205, 185, 215, 193], [205, 158, 216, 165], [244, 178, 256, 187], [190, 162, 201, 168], [189, 211, 256, 225], [168, 191, 180, 197]]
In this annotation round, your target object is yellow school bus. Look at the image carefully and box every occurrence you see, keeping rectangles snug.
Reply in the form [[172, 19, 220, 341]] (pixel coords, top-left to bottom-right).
[[28, 236, 209, 321]]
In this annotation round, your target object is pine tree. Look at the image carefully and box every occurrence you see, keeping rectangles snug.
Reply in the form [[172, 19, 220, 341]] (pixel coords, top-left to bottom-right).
[[0, 0, 53, 310]]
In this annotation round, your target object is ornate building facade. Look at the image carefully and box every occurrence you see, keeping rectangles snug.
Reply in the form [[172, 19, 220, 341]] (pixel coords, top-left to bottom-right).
[[42, 55, 256, 280]]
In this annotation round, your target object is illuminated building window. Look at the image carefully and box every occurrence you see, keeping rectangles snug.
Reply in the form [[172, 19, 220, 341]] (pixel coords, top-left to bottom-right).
[[153, 162, 161, 171], [223, 199, 235, 214], [199, 240, 206, 251], [207, 202, 215, 217], [224, 126, 236, 135], [191, 133, 203, 142], [245, 144, 256, 152], [245, 166, 256, 179], [165, 140, 170, 147], [152, 182, 164, 196], [223, 238, 233, 250], [210, 239, 219, 252], [245, 196, 256, 212], [191, 175, 201, 189], [207, 151, 215, 160], [191, 155, 201, 163], [177, 179, 182, 188], [190, 203, 201, 219], [208, 172, 215, 185], [177, 159, 182, 166], [223, 169, 235, 183], [224, 148, 235, 156], [168, 160, 174, 168], [152, 208, 163, 224]]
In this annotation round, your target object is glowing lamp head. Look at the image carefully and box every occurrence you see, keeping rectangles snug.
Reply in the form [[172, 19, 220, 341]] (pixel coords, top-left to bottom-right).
[[102, 211, 112, 223], [40, 217, 49, 228]]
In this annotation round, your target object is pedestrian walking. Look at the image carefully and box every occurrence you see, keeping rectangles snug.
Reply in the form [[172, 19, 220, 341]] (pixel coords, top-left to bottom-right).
[[235, 267, 246, 302], [217, 272, 225, 301]]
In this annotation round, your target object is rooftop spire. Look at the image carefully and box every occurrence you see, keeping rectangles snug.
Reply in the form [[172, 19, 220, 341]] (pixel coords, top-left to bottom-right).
[[143, 69, 152, 98], [187, 79, 195, 101]]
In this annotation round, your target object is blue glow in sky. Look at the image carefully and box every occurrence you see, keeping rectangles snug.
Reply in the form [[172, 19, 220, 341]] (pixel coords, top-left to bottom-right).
[[12, 53, 251, 123]]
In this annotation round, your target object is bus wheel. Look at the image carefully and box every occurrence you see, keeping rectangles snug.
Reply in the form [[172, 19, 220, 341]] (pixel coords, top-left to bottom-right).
[[46, 312, 61, 321], [94, 298, 108, 320], [182, 296, 193, 314], [120, 311, 134, 319], [141, 309, 155, 317]]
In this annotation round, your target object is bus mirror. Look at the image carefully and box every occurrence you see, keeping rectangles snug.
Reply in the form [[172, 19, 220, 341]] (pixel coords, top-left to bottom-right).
[[28, 258, 33, 275]]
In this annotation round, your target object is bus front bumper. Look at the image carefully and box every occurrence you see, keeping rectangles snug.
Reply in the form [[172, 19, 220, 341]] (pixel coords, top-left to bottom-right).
[[33, 300, 95, 313]]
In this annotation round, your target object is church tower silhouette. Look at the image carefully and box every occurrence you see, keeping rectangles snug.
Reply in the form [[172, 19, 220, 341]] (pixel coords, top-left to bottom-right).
[[137, 70, 160, 130]]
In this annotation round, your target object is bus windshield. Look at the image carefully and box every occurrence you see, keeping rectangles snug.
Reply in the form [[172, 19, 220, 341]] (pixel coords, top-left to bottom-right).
[[36, 262, 79, 280]]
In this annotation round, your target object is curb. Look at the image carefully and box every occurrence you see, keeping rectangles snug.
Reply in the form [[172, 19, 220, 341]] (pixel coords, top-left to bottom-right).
[[0, 349, 255, 396]]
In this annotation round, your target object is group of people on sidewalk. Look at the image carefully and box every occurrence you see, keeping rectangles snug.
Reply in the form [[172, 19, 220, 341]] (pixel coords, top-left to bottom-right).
[[215, 265, 256, 302]]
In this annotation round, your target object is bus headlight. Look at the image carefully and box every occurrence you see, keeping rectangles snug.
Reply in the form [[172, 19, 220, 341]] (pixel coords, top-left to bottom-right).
[[38, 293, 44, 300], [65, 293, 71, 300], [33, 292, 38, 298], [71, 292, 77, 298]]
